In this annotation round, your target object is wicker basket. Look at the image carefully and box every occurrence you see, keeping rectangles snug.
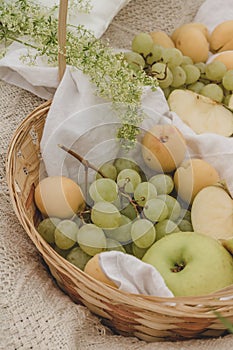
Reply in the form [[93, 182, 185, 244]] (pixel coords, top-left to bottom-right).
[[6, 0, 233, 342]]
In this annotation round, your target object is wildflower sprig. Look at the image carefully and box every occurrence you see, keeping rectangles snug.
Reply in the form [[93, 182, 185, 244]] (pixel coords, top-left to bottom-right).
[[0, 0, 158, 147]]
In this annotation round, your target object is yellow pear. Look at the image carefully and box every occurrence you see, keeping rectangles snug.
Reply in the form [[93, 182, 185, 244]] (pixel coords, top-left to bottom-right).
[[171, 22, 210, 42], [173, 158, 220, 204], [175, 27, 209, 63], [150, 31, 175, 48], [211, 51, 233, 70], [209, 20, 233, 53]]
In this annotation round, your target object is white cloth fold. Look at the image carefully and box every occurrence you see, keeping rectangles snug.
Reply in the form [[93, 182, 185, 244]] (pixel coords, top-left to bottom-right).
[[99, 251, 174, 297], [194, 0, 233, 32]]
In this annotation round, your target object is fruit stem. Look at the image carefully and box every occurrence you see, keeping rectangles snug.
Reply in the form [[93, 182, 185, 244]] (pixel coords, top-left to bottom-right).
[[58, 144, 106, 178]]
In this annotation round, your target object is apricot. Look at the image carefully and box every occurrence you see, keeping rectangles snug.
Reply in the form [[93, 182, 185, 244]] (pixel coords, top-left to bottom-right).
[[175, 27, 209, 63], [150, 31, 175, 48], [209, 20, 233, 53], [141, 124, 187, 173], [84, 254, 117, 288], [173, 158, 220, 204], [171, 22, 210, 42], [210, 51, 233, 70], [34, 176, 85, 219]]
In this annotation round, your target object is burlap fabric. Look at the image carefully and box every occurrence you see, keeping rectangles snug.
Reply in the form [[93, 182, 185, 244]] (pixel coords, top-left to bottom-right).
[[1, 0, 233, 349]]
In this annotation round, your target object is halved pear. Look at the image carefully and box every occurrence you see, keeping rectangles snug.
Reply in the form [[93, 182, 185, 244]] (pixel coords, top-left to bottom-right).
[[191, 185, 233, 240], [168, 89, 233, 137]]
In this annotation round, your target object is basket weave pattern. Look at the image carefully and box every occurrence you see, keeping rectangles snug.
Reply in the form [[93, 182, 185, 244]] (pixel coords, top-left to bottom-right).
[[5, 0, 233, 342]]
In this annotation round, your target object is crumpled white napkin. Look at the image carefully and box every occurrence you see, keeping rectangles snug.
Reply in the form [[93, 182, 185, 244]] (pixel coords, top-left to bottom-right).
[[99, 251, 174, 297], [194, 0, 233, 32]]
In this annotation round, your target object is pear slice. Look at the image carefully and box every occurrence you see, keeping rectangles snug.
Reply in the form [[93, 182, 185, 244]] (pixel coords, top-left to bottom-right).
[[191, 185, 233, 240], [168, 89, 233, 136]]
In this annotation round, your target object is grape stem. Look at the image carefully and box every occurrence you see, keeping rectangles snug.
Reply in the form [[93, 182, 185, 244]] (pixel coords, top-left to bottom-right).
[[58, 144, 141, 217], [58, 144, 106, 178]]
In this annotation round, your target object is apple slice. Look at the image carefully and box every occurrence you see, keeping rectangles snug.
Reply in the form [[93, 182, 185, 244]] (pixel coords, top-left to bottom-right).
[[191, 185, 233, 240], [168, 89, 233, 136]]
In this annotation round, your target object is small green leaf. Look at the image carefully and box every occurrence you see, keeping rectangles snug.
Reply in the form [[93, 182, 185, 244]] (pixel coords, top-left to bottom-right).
[[214, 311, 233, 334]]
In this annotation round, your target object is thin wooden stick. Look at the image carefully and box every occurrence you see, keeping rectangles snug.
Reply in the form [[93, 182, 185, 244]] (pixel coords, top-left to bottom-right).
[[58, 144, 106, 178], [58, 0, 68, 81]]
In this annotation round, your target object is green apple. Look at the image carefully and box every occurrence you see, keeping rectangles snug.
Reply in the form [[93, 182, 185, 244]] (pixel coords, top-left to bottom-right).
[[142, 231, 233, 296]]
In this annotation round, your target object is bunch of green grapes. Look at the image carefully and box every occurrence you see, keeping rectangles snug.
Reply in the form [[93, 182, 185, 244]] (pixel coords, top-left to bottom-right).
[[124, 32, 233, 106], [37, 157, 194, 267]]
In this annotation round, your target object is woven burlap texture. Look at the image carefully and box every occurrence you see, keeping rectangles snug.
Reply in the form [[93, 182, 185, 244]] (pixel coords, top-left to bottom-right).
[[1, 0, 233, 349]]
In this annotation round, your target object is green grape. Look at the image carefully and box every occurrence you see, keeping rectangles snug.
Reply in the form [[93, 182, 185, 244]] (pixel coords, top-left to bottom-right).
[[54, 245, 72, 258], [162, 86, 171, 98], [123, 242, 133, 255], [194, 62, 206, 75], [170, 66, 186, 88], [183, 64, 200, 84], [89, 178, 118, 203], [72, 215, 82, 227], [200, 83, 224, 102], [117, 168, 141, 193], [54, 220, 79, 250], [91, 201, 121, 229], [132, 243, 148, 259], [181, 55, 193, 65], [152, 62, 173, 88], [77, 223, 107, 256], [187, 81, 205, 93], [134, 181, 157, 207], [205, 61, 227, 82], [178, 219, 193, 232], [37, 217, 61, 244], [131, 219, 156, 248], [155, 219, 180, 241], [143, 198, 169, 222], [105, 214, 132, 243], [162, 47, 183, 67], [222, 70, 233, 91], [66, 246, 91, 270], [157, 194, 181, 221], [124, 51, 145, 71], [132, 32, 154, 56], [114, 157, 141, 174], [120, 202, 138, 220], [179, 208, 192, 222], [106, 238, 126, 253], [223, 94, 232, 106], [149, 174, 174, 195], [146, 44, 164, 65], [96, 161, 117, 181]]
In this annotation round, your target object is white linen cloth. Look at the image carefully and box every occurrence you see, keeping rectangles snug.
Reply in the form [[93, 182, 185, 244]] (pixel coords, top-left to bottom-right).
[[99, 251, 174, 297], [0, 0, 233, 297]]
